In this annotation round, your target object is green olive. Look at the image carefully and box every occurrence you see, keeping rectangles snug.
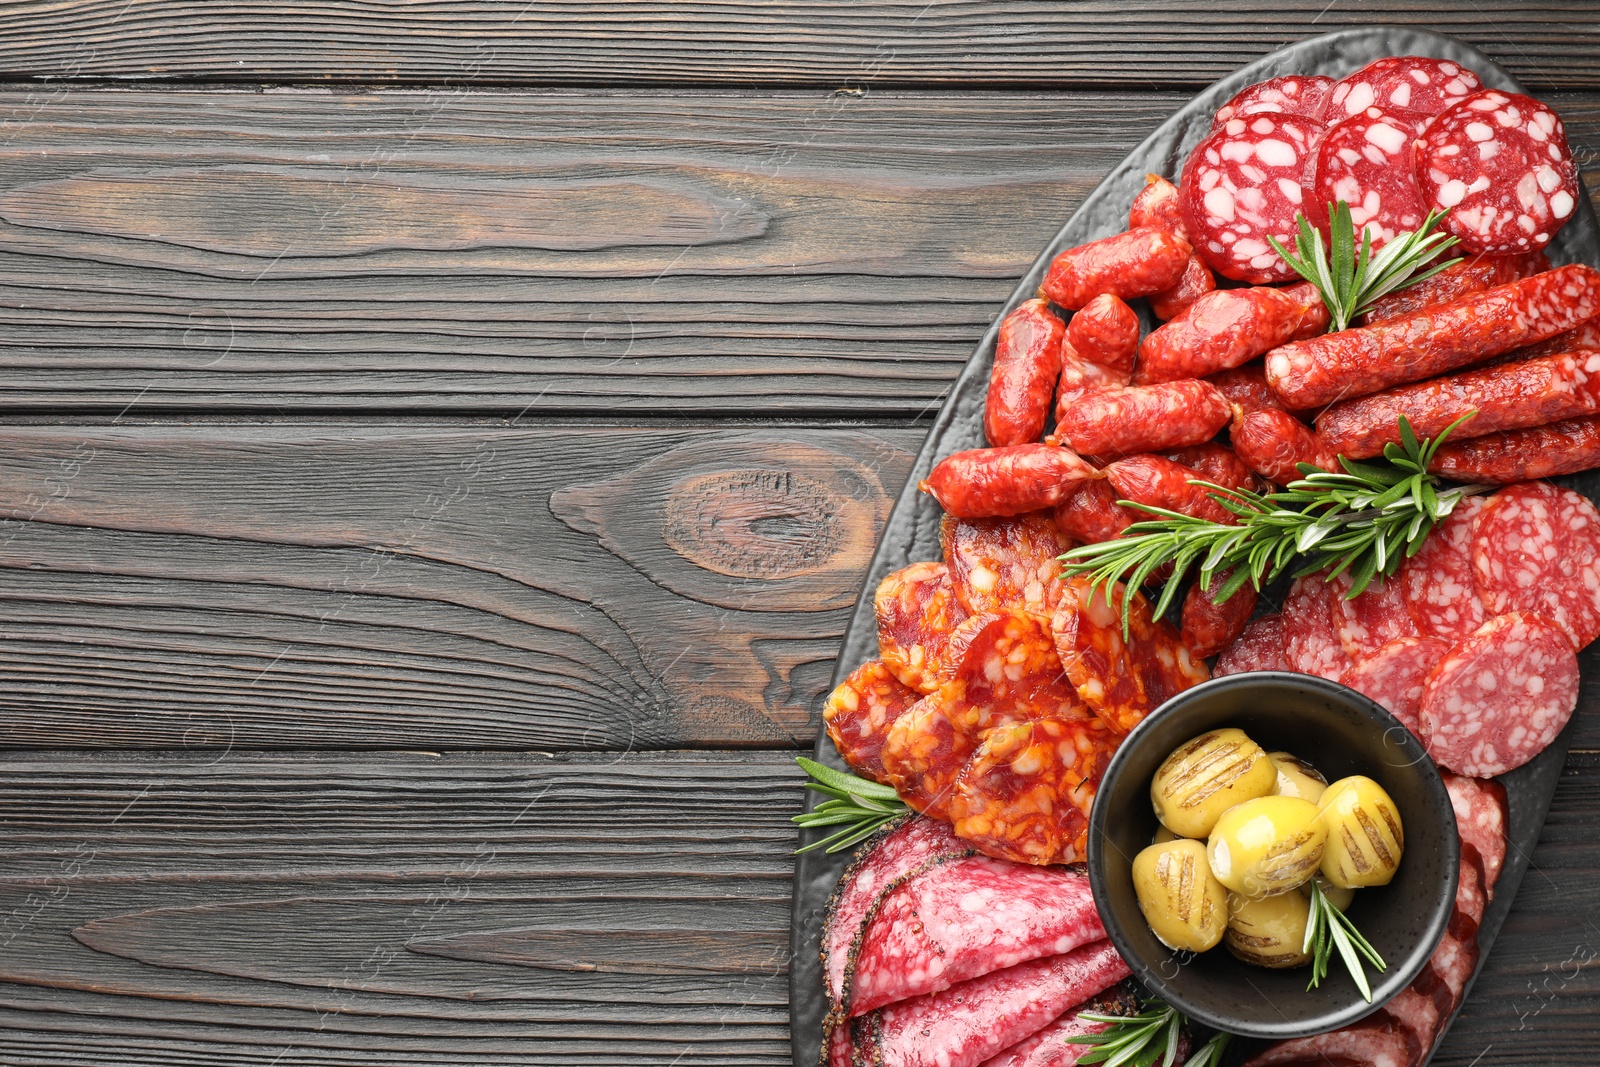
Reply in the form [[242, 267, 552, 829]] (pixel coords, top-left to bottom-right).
[[1132, 839, 1228, 953], [1226, 890, 1313, 968], [1151, 728, 1277, 839], [1302, 873, 1356, 913], [1207, 795, 1327, 896], [1317, 775, 1404, 888], [1268, 751, 1327, 804]]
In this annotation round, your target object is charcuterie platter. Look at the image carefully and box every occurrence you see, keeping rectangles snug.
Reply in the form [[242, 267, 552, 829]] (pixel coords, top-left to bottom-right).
[[791, 26, 1598, 1067]]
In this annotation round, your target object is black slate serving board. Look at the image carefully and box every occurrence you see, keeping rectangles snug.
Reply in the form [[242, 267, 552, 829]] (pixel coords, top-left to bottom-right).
[[791, 26, 1599, 1067]]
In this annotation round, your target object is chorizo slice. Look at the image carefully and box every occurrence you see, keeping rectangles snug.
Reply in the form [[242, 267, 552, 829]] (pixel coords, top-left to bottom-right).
[[823, 660, 921, 784], [941, 512, 1072, 619], [875, 561, 970, 693]]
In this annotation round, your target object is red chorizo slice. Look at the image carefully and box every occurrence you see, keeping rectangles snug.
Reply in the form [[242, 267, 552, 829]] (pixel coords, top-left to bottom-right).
[[950, 716, 1116, 866], [1214, 613, 1289, 676], [1206, 360, 1290, 415], [940, 611, 1086, 727], [1472, 481, 1600, 648], [1327, 571, 1419, 659], [1325, 56, 1483, 121], [1148, 254, 1217, 321], [1052, 479, 1137, 546], [1416, 90, 1579, 255], [848, 854, 1105, 1015], [1361, 251, 1549, 324], [1053, 380, 1231, 458], [1050, 578, 1209, 733], [1428, 412, 1600, 484], [1281, 573, 1356, 681], [942, 512, 1073, 619], [876, 561, 970, 693], [1054, 344, 1131, 419], [1128, 174, 1189, 239], [1397, 493, 1489, 642], [824, 661, 922, 784], [852, 942, 1131, 1067], [987, 299, 1066, 447], [1313, 348, 1600, 459], [1337, 636, 1449, 740], [880, 694, 981, 821], [1262, 264, 1600, 410], [1214, 74, 1335, 126], [1181, 570, 1259, 659], [1105, 453, 1241, 525], [1419, 610, 1579, 777], [1065, 294, 1140, 374], [1039, 228, 1191, 311], [1230, 407, 1340, 485], [1309, 105, 1431, 248], [1134, 286, 1307, 385], [921, 444, 1098, 519]]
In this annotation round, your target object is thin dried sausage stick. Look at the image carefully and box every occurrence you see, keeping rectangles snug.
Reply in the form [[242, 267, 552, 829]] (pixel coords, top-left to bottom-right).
[[1053, 380, 1231, 458], [1039, 228, 1191, 311], [986, 299, 1066, 447], [1065, 294, 1140, 374], [1361, 252, 1549, 324], [1135, 286, 1307, 385], [1230, 407, 1340, 485], [921, 445, 1098, 519], [1428, 413, 1600, 483], [1148, 255, 1217, 321], [1105, 454, 1241, 525], [1181, 570, 1258, 659]]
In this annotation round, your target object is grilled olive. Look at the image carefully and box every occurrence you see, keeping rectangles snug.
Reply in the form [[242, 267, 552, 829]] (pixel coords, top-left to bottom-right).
[[1303, 873, 1356, 912], [1207, 795, 1327, 896], [1132, 839, 1229, 952], [1151, 728, 1277, 839], [1268, 751, 1327, 804], [1225, 889, 1313, 968], [1318, 775, 1404, 888]]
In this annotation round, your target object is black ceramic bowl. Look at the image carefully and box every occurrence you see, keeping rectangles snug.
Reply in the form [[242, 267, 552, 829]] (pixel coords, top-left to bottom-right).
[[1087, 671, 1458, 1040]]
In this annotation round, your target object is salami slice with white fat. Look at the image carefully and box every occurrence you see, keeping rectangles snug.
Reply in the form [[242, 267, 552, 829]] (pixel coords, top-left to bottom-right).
[[1281, 574, 1356, 681], [1415, 89, 1579, 254], [1419, 611, 1580, 777], [1443, 770, 1509, 895], [1379, 986, 1441, 1060], [848, 857, 1105, 1015], [978, 984, 1144, 1067], [851, 941, 1130, 1067], [1214, 613, 1290, 676], [1242, 1020, 1411, 1067], [1472, 481, 1600, 649], [1327, 571, 1419, 660], [1214, 75, 1334, 127], [1326, 56, 1483, 120], [1398, 493, 1489, 642], [1337, 636, 1450, 740], [1309, 105, 1431, 246], [1180, 113, 1323, 283]]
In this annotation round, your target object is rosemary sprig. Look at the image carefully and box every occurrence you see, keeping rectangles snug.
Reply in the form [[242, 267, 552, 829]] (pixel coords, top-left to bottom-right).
[[1060, 415, 1484, 636], [1073, 999, 1231, 1067], [1267, 200, 1462, 332], [1303, 879, 1387, 1001], [792, 757, 909, 855]]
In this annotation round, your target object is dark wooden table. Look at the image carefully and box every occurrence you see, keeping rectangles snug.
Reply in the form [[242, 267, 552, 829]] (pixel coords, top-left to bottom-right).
[[0, 5, 1597, 1064]]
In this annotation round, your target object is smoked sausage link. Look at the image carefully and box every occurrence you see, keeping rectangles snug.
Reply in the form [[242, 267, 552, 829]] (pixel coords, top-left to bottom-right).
[[1161, 442, 1259, 492], [1054, 480, 1138, 545], [1263, 264, 1600, 409], [1315, 349, 1600, 458], [1129, 174, 1189, 239], [1039, 228, 1191, 311], [1105, 454, 1241, 525], [1231, 408, 1341, 486], [1149, 255, 1217, 321], [985, 298, 1066, 447], [1182, 571, 1259, 659], [1362, 252, 1549, 324], [1054, 380, 1231, 458], [1429, 414, 1600, 484], [921, 444, 1098, 519], [1055, 342, 1131, 419], [1135, 287, 1307, 385], [1066, 294, 1140, 374], [1205, 362, 1290, 415]]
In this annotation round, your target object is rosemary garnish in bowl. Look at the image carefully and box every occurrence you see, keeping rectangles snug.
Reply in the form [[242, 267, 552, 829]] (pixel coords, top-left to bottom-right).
[[1303, 878, 1387, 1001], [792, 757, 909, 855], [1073, 999, 1231, 1067], [1060, 415, 1484, 635], [1267, 199, 1463, 332]]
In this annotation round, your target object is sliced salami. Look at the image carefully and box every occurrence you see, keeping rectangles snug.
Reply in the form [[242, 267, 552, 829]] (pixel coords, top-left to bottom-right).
[[1424, 929, 1480, 1004], [1280, 573, 1356, 681], [1327, 570, 1419, 659], [1398, 493, 1489, 642], [1050, 578, 1209, 733], [1451, 847, 1488, 941], [1242, 1020, 1411, 1067], [1419, 610, 1580, 777], [1379, 986, 1441, 1059], [875, 561, 970, 694], [1309, 105, 1431, 246], [1180, 112, 1323, 283], [950, 716, 1116, 866], [978, 985, 1144, 1067], [1443, 770, 1509, 894], [1214, 613, 1290, 675], [848, 857, 1106, 1015], [851, 942, 1131, 1067], [1214, 75, 1334, 126], [1415, 90, 1579, 254], [823, 660, 921, 783], [826, 1023, 853, 1067], [1326, 56, 1483, 121], [1337, 636, 1450, 740], [943, 512, 1073, 620], [1472, 481, 1600, 648]]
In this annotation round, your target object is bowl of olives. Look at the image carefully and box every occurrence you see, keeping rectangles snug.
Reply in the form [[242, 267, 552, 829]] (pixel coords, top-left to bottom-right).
[[1087, 671, 1459, 1040]]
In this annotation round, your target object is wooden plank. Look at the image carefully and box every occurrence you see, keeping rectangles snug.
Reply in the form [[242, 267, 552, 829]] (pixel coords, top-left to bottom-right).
[[0, 748, 1593, 1064], [0, 421, 917, 749], [0, 88, 1596, 414], [0, 3, 1595, 90]]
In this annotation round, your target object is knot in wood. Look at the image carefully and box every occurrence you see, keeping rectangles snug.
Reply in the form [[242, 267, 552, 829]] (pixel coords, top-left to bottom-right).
[[662, 468, 840, 580]]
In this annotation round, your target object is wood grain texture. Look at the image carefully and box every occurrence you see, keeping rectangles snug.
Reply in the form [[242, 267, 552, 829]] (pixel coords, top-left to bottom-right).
[[0, 88, 1596, 414], [0, 421, 915, 749], [0, 2, 1595, 89], [0, 748, 1593, 1064]]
